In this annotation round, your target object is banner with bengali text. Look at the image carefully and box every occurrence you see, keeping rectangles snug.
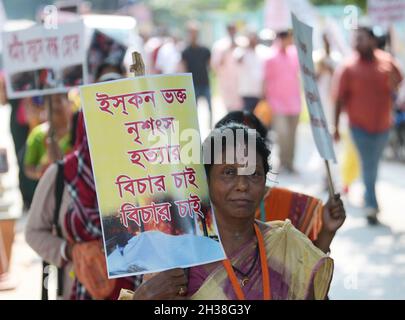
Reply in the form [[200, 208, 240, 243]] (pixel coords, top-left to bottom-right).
[[80, 73, 225, 278], [2, 20, 86, 99], [368, 0, 405, 27]]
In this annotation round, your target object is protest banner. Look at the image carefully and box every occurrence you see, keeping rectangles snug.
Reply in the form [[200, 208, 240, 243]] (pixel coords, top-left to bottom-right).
[[264, 0, 318, 31], [87, 29, 128, 83], [2, 20, 86, 99], [80, 72, 225, 278], [391, 20, 405, 110], [368, 0, 405, 27], [291, 13, 337, 195]]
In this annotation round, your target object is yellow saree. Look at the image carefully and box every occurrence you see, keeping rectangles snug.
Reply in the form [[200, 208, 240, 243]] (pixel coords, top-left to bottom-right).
[[190, 220, 333, 300], [118, 220, 334, 300]]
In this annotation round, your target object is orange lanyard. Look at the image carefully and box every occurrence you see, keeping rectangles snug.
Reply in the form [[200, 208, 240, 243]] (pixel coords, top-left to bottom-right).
[[222, 224, 271, 300]]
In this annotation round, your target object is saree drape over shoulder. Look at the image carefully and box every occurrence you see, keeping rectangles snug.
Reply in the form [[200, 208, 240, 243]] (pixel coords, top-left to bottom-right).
[[256, 187, 324, 241], [188, 220, 333, 300]]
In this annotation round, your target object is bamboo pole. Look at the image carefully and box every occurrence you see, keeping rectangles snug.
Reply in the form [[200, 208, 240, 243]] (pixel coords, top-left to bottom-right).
[[130, 52, 145, 77], [325, 159, 336, 199]]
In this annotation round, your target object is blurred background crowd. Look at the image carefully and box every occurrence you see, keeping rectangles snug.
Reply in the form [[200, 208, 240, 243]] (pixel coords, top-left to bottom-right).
[[0, 0, 405, 299]]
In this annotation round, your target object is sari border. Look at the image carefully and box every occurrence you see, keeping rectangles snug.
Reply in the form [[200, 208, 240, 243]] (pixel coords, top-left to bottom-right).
[[304, 255, 334, 300]]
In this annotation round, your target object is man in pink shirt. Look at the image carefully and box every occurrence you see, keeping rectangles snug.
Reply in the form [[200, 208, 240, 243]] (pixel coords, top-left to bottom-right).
[[264, 30, 301, 173]]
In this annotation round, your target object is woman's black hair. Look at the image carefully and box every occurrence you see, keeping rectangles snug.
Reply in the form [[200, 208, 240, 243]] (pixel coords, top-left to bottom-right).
[[215, 111, 269, 143], [203, 122, 270, 177]]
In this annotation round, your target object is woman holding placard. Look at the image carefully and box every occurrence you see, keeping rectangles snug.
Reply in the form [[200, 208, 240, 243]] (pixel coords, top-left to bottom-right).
[[127, 123, 334, 300]]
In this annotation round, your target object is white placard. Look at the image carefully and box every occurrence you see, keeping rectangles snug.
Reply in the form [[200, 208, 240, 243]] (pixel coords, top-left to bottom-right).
[[291, 13, 337, 162], [2, 20, 86, 98], [368, 0, 405, 27]]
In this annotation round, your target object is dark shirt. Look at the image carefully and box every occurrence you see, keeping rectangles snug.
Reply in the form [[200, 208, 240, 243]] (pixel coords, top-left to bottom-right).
[[182, 45, 211, 87]]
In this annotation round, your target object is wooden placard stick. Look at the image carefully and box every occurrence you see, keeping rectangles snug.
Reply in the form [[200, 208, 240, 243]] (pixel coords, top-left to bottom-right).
[[130, 52, 145, 77], [129, 51, 145, 233], [325, 159, 336, 199]]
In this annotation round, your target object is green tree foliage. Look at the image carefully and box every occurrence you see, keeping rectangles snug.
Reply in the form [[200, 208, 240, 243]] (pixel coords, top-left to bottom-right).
[[310, 0, 367, 11], [149, 0, 367, 12], [150, 0, 262, 15], [148, 0, 368, 31]]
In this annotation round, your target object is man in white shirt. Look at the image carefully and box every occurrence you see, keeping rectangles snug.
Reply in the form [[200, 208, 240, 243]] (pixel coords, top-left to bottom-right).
[[235, 31, 269, 112], [155, 35, 182, 74], [211, 23, 243, 110]]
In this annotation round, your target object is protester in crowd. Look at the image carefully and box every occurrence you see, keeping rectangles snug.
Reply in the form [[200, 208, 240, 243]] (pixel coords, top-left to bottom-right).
[[181, 21, 213, 128], [94, 61, 127, 83], [25, 149, 74, 299], [155, 32, 182, 75], [264, 30, 301, 174], [23, 93, 73, 181], [26, 62, 141, 300], [314, 33, 349, 192], [143, 32, 165, 75], [25, 96, 47, 132], [333, 25, 403, 225], [215, 111, 345, 254], [216, 111, 270, 144], [211, 23, 242, 111], [126, 123, 334, 300], [0, 81, 48, 290], [4, 98, 28, 170], [87, 30, 128, 83], [6, 98, 38, 210], [0, 73, 15, 291], [1, 66, 43, 210], [235, 31, 266, 113], [24, 93, 74, 299], [64, 114, 142, 299]]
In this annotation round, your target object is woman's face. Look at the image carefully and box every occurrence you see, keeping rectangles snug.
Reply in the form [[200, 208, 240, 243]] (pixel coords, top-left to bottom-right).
[[49, 94, 71, 128], [208, 151, 266, 221]]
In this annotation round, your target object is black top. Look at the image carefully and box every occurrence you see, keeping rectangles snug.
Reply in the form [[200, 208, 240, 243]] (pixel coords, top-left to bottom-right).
[[182, 45, 211, 87]]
